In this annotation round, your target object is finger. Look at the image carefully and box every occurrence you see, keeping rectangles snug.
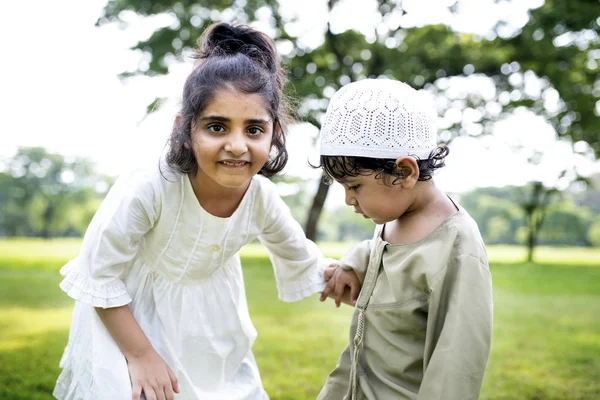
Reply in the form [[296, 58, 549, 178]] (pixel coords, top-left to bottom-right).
[[324, 268, 334, 281], [132, 384, 142, 400], [144, 387, 158, 400], [333, 278, 345, 303], [155, 384, 166, 400], [320, 281, 335, 302], [335, 299, 341, 308], [167, 367, 179, 394], [350, 282, 360, 305]]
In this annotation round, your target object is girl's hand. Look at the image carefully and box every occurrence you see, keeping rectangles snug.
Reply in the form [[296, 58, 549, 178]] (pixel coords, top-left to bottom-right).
[[127, 350, 180, 400], [321, 265, 361, 307]]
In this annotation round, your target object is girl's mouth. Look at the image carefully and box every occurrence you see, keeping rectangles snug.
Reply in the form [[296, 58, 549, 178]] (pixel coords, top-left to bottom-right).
[[220, 160, 249, 168]]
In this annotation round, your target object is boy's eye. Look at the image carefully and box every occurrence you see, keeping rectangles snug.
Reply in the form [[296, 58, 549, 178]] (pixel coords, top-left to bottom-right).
[[348, 184, 360, 191], [247, 126, 264, 136]]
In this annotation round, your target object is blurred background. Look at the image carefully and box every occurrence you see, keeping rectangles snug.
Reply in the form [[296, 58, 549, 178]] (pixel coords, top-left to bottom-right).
[[0, 0, 599, 399]]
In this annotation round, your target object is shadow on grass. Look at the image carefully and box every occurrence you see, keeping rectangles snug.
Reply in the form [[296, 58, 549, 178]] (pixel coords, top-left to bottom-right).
[[0, 327, 68, 400]]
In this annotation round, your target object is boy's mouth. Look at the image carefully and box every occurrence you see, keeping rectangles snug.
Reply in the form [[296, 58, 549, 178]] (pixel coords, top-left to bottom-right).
[[353, 208, 368, 218]]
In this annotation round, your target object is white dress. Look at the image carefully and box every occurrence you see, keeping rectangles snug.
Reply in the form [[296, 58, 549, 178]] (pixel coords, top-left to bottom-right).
[[53, 160, 331, 400]]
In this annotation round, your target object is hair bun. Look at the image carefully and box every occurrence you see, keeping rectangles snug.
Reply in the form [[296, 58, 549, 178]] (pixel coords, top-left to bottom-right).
[[197, 22, 278, 74]]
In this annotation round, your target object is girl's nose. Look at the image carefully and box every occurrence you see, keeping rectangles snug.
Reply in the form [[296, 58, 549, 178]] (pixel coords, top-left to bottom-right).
[[224, 132, 248, 156]]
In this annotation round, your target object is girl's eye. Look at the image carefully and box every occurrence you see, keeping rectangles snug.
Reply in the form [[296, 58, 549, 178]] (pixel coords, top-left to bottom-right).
[[208, 124, 225, 133], [348, 184, 360, 191], [247, 127, 264, 136]]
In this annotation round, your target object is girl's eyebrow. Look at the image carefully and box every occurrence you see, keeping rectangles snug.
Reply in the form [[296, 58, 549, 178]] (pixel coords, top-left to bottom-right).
[[198, 115, 229, 122], [198, 115, 271, 125]]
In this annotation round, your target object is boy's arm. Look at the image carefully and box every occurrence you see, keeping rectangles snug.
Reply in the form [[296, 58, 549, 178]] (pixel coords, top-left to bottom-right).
[[320, 239, 372, 306], [338, 239, 372, 284], [417, 255, 493, 400], [317, 344, 353, 399]]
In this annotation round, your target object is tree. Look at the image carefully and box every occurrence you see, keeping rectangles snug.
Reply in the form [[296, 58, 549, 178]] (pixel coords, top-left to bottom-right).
[[518, 181, 558, 262], [538, 203, 591, 246], [588, 220, 600, 247], [0, 147, 107, 237], [98, 0, 599, 240]]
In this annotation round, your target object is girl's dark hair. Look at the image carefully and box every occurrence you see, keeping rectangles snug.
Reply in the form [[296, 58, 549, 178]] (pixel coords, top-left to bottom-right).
[[317, 145, 449, 185], [166, 23, 291, 177]]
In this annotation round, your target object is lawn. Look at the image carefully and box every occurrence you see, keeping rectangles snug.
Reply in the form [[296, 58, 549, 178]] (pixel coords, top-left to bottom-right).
[[0, 238, 599, 399]]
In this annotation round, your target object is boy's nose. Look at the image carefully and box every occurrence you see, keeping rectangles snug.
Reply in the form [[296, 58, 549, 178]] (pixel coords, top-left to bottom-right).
[[344, 191, 356, 207]]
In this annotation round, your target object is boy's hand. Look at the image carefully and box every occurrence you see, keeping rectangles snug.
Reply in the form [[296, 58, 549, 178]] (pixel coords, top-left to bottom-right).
[[321, 264, 361, 307]]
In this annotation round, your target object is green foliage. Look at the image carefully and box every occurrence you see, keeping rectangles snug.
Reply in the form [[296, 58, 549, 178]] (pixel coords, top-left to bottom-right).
[[538, 202, 592, 246], [460, 185, 600, 248], [1, 239, 600, 399], [460, 188, 524, 245], [588, 220, 600, 247], [97, 0, 600, 245], [318, 206, 374, 242], [0, 148, 109, 237], [98, 0, 600, 156]]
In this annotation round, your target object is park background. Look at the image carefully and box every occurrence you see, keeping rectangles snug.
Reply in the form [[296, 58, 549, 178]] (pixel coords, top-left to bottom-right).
[[0, 0, 599, 399]]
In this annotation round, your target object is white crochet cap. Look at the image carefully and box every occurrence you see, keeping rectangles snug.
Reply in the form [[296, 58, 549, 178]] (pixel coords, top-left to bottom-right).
[[319, 79, 438, 159]]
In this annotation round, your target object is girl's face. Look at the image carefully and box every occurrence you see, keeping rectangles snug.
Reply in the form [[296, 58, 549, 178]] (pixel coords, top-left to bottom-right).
[[338, 172, 415, 225], [190, 88, 274, 190]]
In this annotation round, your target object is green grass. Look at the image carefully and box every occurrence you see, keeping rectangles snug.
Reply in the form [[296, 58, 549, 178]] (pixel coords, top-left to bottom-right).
[[1, 239, 599, 399]]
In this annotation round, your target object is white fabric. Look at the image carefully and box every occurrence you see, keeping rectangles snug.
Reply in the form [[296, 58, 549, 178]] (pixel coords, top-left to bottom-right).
[[53, 160, 332, 400], [319, 79, 438, 159]]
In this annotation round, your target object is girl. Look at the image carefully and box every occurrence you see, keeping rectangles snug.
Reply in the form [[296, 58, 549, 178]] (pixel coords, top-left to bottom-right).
[[317, 79, 493, 400], [54, 23, 357, 400]]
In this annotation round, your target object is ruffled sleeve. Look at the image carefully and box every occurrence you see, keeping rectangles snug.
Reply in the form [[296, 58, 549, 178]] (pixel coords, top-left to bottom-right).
[[257, 180, 336, 303], [59, 168, 160, 308]]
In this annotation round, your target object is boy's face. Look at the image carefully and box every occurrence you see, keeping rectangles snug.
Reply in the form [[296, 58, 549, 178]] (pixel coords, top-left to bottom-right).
[[338, 172, 415, 225]]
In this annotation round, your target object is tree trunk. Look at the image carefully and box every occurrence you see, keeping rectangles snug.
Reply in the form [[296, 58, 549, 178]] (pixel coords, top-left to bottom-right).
[[305, 175, 330, 241], [41, 204, 55, 239], [526, 213, 535, 263]]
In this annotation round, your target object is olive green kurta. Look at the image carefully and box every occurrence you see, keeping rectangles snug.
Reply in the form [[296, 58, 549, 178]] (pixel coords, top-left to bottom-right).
[[318, 208, 493, 400]]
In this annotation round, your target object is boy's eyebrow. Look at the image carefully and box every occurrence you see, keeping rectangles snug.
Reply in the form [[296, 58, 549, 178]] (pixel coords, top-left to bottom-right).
[[198, 115, 271, 125], [336, 178, 354, 185]]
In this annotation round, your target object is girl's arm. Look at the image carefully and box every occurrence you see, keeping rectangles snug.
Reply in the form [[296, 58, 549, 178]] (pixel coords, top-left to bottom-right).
[[59, 168, 179, 399], [257, 181, 335, 302], [96, 306, 179, 400]]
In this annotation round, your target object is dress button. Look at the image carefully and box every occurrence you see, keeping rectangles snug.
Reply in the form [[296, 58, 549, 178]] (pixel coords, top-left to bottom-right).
[[208, 244, 221, 253]]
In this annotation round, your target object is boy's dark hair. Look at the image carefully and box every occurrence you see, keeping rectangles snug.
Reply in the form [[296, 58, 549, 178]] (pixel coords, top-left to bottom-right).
[[166, 22, 291, 177], [317, 145, 449, 185]]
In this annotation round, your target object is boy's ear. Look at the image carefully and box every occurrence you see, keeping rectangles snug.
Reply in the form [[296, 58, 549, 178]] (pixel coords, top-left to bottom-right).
[[394, 156, 419, 189]]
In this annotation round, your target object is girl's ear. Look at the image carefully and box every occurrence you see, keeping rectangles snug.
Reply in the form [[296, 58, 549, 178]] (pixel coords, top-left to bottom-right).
[[274, 120, 282, 136], [271, 120, 282, 144], [394, 156, 419, 189], [175, 113, 192, 149]]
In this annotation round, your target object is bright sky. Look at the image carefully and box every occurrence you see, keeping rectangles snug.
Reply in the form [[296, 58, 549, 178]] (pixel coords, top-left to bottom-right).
[[1, 0, 597, 206]]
